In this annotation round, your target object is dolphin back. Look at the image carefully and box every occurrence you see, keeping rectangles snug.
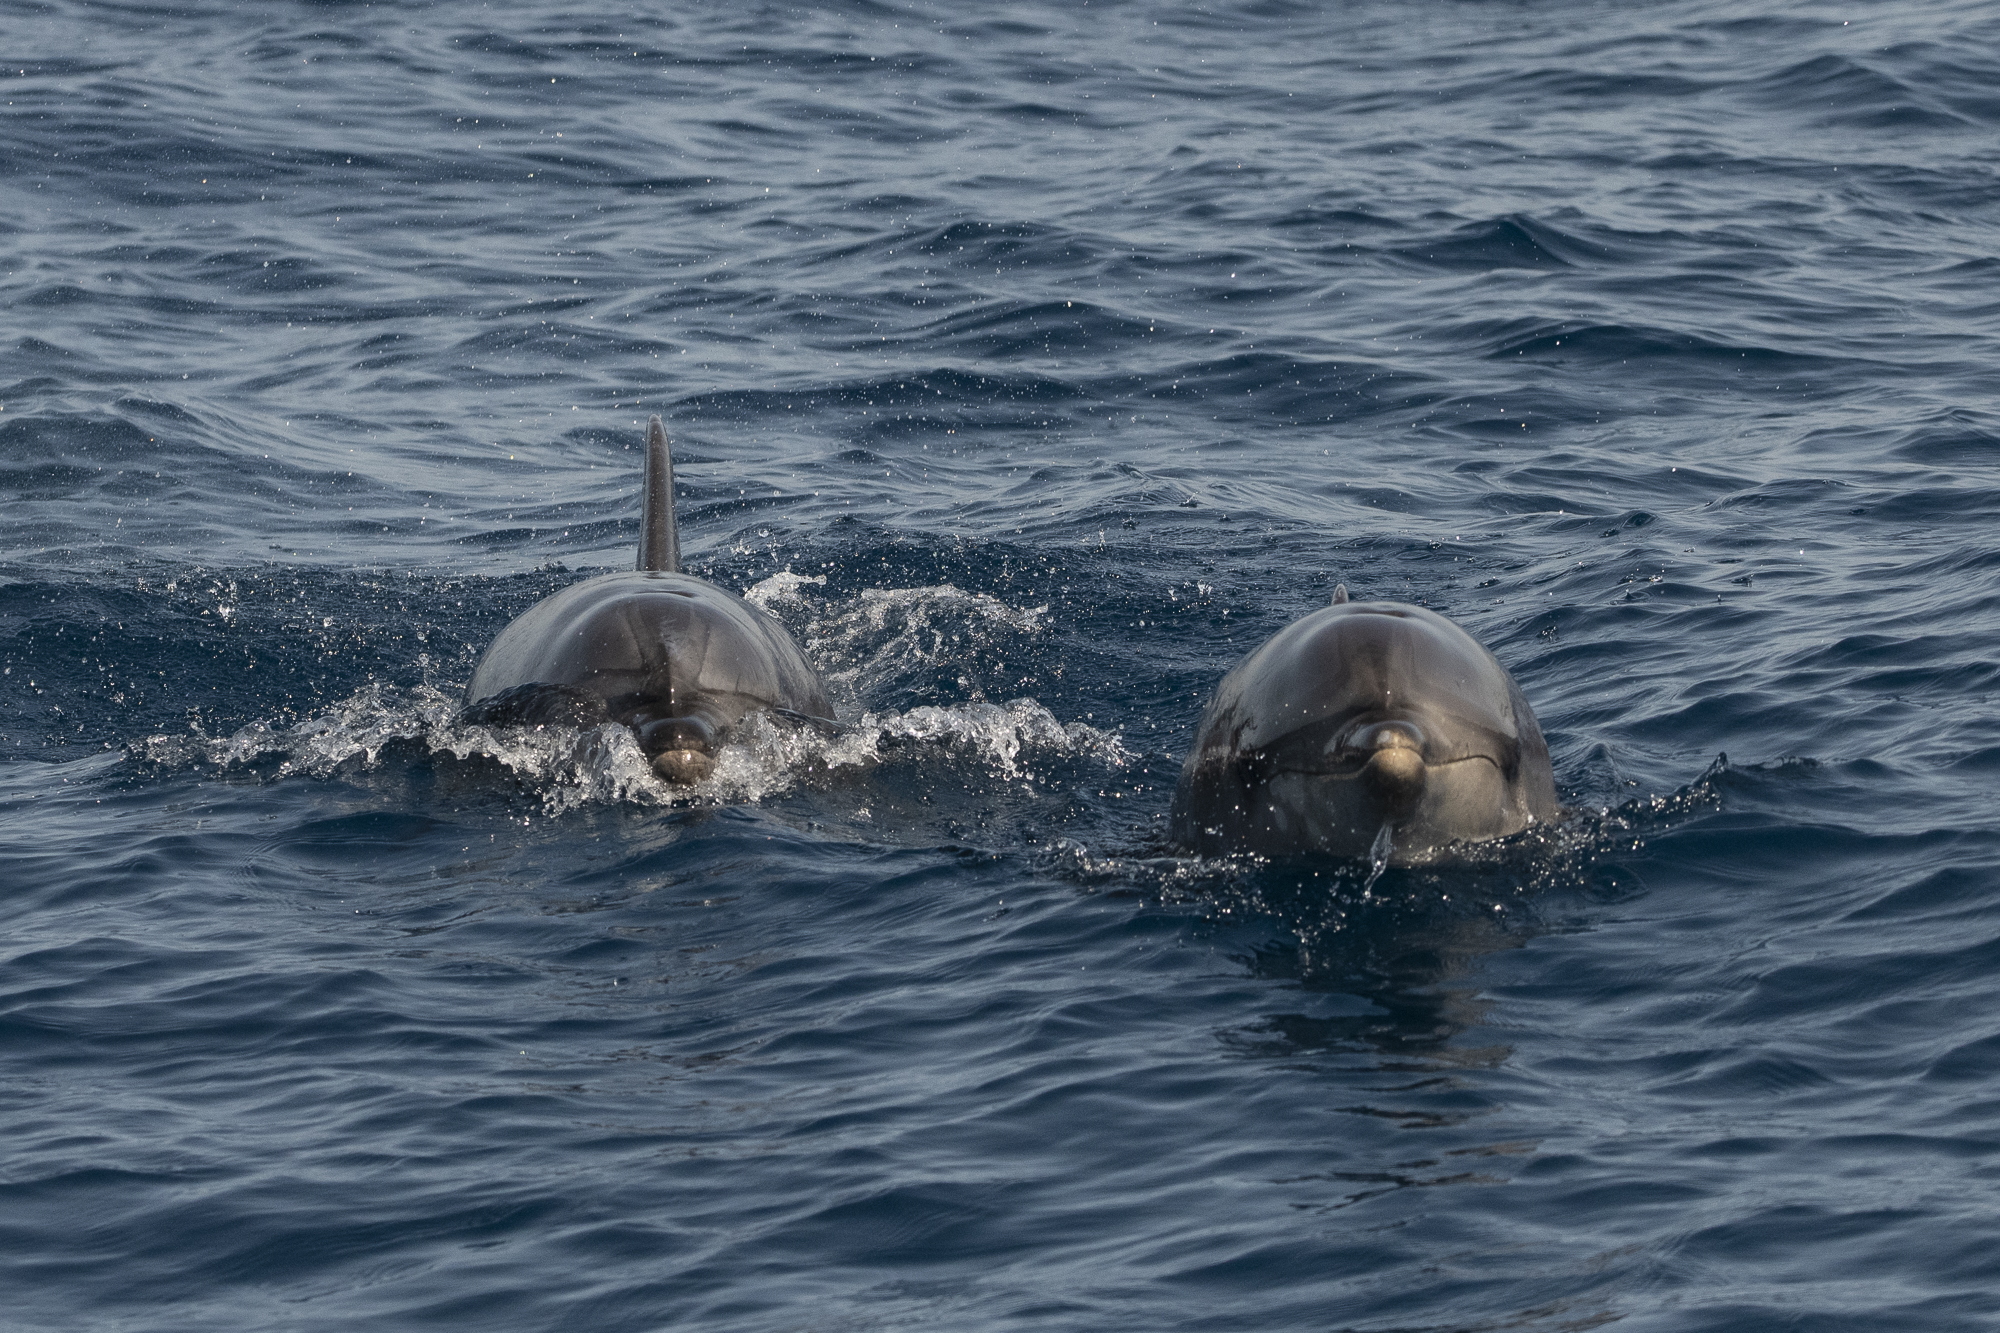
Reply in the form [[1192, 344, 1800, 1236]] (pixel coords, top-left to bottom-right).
[[463, 571, 831, 723], [460, 415, 835, 783]]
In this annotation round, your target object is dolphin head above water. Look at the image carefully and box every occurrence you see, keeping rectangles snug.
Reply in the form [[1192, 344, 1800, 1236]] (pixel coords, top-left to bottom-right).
[[462, 416, 833, 783], [1170, 589, 1559, 862]]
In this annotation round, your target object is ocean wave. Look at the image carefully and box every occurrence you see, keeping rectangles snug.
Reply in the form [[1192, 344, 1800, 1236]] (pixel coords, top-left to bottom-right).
[[1744, 53, 1973, 130], [1391, 215, 1621, 273]]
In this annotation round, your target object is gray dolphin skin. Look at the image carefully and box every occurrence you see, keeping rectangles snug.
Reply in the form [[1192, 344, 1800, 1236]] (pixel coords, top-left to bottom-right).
[[463, 415, 833, 784], [1170, 586, 1559, 863]]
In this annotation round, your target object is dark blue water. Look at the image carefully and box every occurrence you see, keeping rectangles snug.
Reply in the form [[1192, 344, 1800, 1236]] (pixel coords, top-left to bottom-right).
[[7, 1, 2000, 1327]]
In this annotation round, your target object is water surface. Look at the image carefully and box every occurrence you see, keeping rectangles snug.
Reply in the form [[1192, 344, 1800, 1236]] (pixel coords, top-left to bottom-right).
[[6, 2, 2000, 1328]]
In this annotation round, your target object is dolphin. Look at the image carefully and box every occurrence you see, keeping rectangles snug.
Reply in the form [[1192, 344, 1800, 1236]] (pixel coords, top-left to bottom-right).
[[1170, 585, 1558, 863], [462, 415, 833, 783]]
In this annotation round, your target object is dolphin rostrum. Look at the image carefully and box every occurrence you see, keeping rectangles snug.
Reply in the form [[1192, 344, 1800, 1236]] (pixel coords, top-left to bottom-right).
[[463, 415, 833, 783], [1170, 585, 1558, 862]]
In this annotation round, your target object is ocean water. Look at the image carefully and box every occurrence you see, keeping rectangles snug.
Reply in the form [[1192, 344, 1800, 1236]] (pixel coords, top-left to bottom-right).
[[6, 1, 2000, 1327]]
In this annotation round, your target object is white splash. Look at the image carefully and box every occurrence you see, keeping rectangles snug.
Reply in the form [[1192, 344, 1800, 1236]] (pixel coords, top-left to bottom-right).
[[706, 696, 1127, 802], [742, 568, 827, 608], [136, 683, 667, 813], [137, 690, 1126, 812], [134, 582, 1120, 812], [788, 583, 1050, 703]]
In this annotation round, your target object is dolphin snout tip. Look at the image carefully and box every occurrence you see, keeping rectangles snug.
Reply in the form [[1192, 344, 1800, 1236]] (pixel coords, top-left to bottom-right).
[[639, 715, 718, 785], [653, 748, 714, 784], [1360, 745, 1426, 817]]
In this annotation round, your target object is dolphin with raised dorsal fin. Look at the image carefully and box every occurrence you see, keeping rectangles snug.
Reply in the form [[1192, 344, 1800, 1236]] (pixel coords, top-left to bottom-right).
[[1170, 584, 1559, 863], [463, 415, 833, 783]]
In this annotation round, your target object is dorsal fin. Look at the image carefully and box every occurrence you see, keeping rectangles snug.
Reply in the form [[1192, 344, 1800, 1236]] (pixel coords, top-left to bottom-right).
[[638, 414, 681, 573]]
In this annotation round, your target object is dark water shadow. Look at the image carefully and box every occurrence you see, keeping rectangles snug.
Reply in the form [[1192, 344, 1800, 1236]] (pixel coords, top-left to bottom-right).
[[1176, 777, 1705, 1070]]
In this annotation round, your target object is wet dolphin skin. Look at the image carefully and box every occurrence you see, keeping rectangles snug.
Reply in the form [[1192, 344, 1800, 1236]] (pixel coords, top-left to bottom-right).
[[1171, 592, 1558, 863], [463, 416, 832, 783]]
